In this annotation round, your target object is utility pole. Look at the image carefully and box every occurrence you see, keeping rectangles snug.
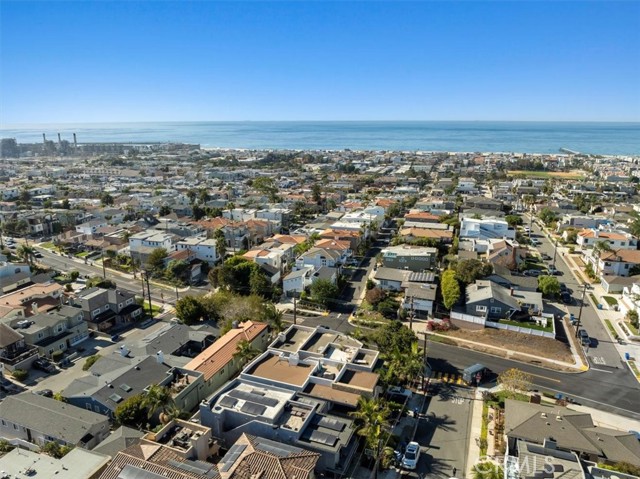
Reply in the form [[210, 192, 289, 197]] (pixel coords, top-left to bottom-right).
[[293, 296, 297, 325], [409, 296, 415, 331], [422, 330, 428, 391], [552, 238, 558, 269], [574, 283, 589, 337], [145, 272, 153, 318], [100, 250, 106, 279]]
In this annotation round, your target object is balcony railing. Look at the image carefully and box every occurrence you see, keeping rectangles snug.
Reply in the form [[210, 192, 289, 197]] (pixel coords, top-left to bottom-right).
[[0, 346, 38, 366]]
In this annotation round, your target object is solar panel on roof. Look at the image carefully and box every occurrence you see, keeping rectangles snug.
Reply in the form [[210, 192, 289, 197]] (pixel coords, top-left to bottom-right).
[[309, 430, 338, 447], [255, 440, 302, 457], [228, 389, 278, 407], [167, 459, 217, 477], [219, 444, 248, 473], [318, 417, 346, 432], [219, 396, 238, 408], [241, 402, 267, 416], [251, 389, 266, 396], [118, 464, 166, 479]]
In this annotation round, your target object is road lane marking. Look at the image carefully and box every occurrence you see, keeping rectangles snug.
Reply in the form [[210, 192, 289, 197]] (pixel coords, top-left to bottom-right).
[[528, 373, 561, 383], [590, 368, 614, 374]]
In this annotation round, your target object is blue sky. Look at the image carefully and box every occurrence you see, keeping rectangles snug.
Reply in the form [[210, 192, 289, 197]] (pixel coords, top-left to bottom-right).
[[1, 1, 639, 123]]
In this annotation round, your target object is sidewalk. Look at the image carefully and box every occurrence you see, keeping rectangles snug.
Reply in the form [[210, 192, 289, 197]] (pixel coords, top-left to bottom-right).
[[406, 320, 587, 372], [533, 218, 640, 368]]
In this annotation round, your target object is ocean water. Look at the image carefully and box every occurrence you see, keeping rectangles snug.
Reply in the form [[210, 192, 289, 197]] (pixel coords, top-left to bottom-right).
[[1, 121, 639, 155]]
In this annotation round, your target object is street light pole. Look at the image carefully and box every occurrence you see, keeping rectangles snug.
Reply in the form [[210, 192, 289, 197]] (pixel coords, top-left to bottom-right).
[[100, 250, 106, 279], [552, 238, 558, 269], [574, 283, 588, 337]]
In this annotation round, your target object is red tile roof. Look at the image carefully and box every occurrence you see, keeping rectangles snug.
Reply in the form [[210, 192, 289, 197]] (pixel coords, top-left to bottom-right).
[[184, 321, 268, 381]]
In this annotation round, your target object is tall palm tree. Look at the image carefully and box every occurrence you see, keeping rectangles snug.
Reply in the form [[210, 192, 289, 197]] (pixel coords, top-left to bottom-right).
[[593, 240, 612, 277], [17, 244, 36, 267], [233, 339, 259, 366], [350, 397, 391, 479], [143, 384, 175, 422]]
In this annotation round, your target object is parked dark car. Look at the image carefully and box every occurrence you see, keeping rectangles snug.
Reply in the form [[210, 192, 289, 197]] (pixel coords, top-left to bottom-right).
[[0, 375, 20, 393], [35, 389, 53, 397], [33, 358, 56, 374], [561, 291, 572, 304]]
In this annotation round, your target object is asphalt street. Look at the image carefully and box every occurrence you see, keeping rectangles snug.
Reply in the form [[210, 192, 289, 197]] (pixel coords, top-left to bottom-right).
[[33, 246, 210, 306]]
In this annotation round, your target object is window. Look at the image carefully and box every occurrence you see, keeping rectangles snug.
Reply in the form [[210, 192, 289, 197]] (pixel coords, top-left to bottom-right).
[[118, 303, 123, 309], [1, 420, 5, 426], [476, 305, 487, 313], [621, 242, 626, 246], [490, 307, 501, 314], [92, 308, 101, 317], [94, 405, 100, 412], [625, 264, 630, 269], [59, 344, 64, 350], [86, 404, 92, 411]]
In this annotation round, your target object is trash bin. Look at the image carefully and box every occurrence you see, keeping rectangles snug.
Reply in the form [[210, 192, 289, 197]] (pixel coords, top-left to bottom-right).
[[597, 304, 603, 310], [625, 352, 630, 361]]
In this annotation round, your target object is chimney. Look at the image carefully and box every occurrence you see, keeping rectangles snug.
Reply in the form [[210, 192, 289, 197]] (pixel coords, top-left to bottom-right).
[[510, 288, 515, 296], [231, 320, 239, 330], [156, 351, 164, 364], [31, 302, 39, 315], [73, 133, 77, 148], [119, 345, 129, 357], [42, 133, 46, 144], [57, 133, 62, 145]]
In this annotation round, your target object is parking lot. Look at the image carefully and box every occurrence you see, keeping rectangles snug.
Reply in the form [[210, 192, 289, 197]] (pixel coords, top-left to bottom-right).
[[402, 384, 474, 479]]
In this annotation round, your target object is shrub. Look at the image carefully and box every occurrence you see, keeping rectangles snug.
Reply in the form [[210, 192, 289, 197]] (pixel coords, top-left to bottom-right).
[[51, 350, 64, 362], [83, 355, 101, 371], [11, 369, 28, 381]]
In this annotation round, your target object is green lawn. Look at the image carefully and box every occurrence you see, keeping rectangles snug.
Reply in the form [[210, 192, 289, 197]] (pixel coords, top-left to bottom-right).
[[589, 293, 598, 305], [629, 360, 640, 380], [604, 319, 619, 340], [602, 296, 618, 306], [626, 321, 640, 335], [40, 242, 55, 249], [479, 402, 489, 456], [507, 170, 585, 180], [76, 251, 90, 258], [499, 318, 553, 332]]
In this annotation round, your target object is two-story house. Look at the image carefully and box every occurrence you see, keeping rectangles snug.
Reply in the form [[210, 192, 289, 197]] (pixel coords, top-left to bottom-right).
[[75, 288, 142, 332], [576, 229, 638, 250], [15, 305, 89, 359], [295, 247, 344, 271], [0, 323, 38, 372], [176, 237, 218, 264], [380, 245, 438, 272], [460, 218, 516, 241]]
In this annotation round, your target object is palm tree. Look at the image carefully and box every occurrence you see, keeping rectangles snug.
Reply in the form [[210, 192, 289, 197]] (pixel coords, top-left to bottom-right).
[[17, 244, 36, 267], [262, 304, 285, 335], [593, 240, 612, 277], [143, 384, 175, 422], [233, 339, 259, 366], [472, 461, 503, 479], [350, 397, 391, 479]]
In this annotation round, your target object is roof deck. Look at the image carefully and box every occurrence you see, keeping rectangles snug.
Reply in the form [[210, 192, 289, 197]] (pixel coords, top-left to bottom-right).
[[212, 381, 294, 421], [244, 353, 313, 387], [270, 327, 314, 353], [337, 369, 378, 392]]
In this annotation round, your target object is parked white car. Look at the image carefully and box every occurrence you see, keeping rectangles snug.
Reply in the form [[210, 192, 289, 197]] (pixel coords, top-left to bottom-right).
[[402, 442, 421, 470]]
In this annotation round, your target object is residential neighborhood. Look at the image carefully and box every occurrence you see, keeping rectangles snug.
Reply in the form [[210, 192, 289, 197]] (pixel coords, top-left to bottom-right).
[[0, 139, 639, 479]]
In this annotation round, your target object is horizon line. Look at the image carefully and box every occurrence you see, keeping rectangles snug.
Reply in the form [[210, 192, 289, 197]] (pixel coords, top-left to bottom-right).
[[3, 119, 640, 128]]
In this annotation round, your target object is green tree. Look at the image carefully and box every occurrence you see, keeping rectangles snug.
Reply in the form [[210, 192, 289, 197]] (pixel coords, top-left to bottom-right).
[[349, 396, 391, 450], [441, 269, 461, 310], [537, 275, 561, 296], [41, 441, 73, 459], [0, 439, 15, 453], [214, 229, 226, 260], [565, 228, 578, 244], [233, 339, 260, 366], [146, 248, 168, 275], [369, 321, 417, 357], [262, 303, 285, 333], [497, 368, 533, 399], [0, 138, 19, 158], [175, 295, 205, 325], [166, 259, 189, 283], [17, 244, 36, 267], [455, 259, 493, 284], [192, 204, 205, 221], [86, 276, 117, 289], [627, 309, 639, 329], [61, 198, 71, 209], [159, 205, 172, 216], [19, 189, 31, 203], [310, 279, 339, 306], [100, 192, 114, 206], [249, 267, 272, 298], [252, 177, 278, 202], [115, 393, 148, 428], [505, 215, 523, 227], [538, 207, 558, 226], [143, 384, 176, 421]]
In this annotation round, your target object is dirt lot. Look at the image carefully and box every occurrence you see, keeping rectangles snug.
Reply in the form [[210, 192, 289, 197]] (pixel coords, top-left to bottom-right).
[[443, 328, 574, 368]]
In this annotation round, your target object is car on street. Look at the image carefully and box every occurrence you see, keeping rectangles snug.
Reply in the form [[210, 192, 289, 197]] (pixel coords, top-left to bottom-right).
[[0, 375, 20, 393], [402, 442, 421, 470], [33, 358, 56, 374], [388, 386, 412, 400], [561, 291, 572, 304], [524, 270, 542, 277], [34, 389, 53, 397], [578, 329, 590, 346], [541, 253, 552, 261], [34, 252, 43, 258]]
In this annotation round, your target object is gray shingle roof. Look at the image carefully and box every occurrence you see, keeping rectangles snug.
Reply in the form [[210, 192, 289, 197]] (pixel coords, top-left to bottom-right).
[[0, 392, 108, 445]]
